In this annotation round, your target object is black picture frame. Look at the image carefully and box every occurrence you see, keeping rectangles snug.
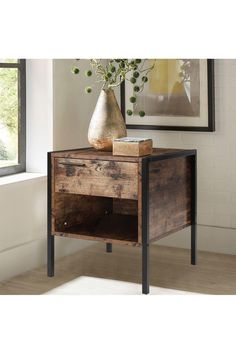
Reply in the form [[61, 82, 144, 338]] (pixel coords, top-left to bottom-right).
[[121, 59, 215, 132]]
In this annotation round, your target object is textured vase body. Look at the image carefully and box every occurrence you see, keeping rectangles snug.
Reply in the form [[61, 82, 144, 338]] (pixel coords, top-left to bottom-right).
[[88, 89, 127, 151]]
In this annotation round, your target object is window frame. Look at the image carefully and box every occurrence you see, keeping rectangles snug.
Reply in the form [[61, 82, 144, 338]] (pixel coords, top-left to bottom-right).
[[0, 59, 26, 177]]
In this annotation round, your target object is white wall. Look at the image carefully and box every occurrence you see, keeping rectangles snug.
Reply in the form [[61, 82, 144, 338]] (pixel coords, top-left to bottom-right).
[[0, 60, 96, 282], [53, 59, 236, 255], [53, 59, 102, 149], [0, 60, 53, 281], [26, 60, 53, 173], [126, 59, 236, 253]]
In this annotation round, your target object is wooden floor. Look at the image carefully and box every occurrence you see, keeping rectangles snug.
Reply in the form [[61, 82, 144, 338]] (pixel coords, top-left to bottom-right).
[[0, 244, 236, 295]]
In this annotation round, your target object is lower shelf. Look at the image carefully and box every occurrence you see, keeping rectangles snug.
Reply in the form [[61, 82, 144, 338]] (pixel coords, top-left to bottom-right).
[[55, 213, 139, 245]]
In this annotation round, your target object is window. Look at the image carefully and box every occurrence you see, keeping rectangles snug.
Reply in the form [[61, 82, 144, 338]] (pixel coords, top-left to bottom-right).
[[0, 59, 26, 176]]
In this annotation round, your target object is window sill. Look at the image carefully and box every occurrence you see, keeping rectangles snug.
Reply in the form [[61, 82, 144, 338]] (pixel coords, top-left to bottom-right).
[[0, 172, 46, 186]]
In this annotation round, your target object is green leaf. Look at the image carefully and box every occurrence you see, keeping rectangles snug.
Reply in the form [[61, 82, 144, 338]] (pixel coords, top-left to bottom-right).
[[85, 70, 92, 77], [130, 96, 136, 103], [142, 76, 148, 82], [85, 86, 92, 93], [130, 77, 136, 84], [139, 111, 145, 117], [72, 67, 80, 74], [126, 109, 133, 116]]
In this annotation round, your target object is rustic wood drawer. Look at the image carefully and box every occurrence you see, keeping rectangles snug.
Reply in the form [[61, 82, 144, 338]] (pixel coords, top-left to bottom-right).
[[54, 158, 138, 199]]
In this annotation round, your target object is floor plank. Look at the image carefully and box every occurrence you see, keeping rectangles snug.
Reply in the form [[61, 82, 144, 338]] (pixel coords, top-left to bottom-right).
[[0, 244, 236, 295]]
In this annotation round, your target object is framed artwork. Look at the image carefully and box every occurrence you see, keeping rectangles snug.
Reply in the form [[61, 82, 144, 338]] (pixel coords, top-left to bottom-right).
[[121, 59, 215, 131]]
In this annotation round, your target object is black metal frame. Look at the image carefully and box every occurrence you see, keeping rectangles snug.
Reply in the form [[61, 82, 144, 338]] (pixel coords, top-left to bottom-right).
[[47, 152, 54, 277], [141, 157, 149, 294], [191, 152, 197, 265], [121, 59, 215, 132], [106, 243, 112, 253], [0, 59, 26, 176], [140, 149, 197, 294]]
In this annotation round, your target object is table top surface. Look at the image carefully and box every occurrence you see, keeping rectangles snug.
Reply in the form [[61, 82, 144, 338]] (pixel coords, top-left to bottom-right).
[[50, 147, 196, 162]]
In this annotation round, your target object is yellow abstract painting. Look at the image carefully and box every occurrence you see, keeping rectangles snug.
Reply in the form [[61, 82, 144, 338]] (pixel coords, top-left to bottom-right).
[[134, 59, 200, 117], [149, 59, 184, 95]]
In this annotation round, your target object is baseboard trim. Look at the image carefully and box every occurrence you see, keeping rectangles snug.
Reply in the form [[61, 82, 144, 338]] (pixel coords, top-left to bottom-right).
[[0, 237, 93, 282], [157, 224, 236, 255], [1, 224, 235, 282]]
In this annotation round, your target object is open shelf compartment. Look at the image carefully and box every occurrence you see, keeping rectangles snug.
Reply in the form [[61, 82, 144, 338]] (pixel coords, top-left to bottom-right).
[[53, 193, 139, 245]]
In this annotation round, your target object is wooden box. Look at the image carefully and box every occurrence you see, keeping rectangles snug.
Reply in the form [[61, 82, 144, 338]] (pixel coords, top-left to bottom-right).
[[113, 137, 153, 157]]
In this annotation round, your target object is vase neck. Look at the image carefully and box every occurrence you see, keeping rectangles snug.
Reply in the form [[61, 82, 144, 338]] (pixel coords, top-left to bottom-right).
[[102, 88, 114, 94]]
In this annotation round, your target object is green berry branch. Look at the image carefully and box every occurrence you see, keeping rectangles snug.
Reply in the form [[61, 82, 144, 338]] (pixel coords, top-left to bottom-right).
[[72, 59, 156, 118]]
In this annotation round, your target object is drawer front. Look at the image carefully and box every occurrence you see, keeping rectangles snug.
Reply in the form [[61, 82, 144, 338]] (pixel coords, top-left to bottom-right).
[[54, 158, 138, 200]]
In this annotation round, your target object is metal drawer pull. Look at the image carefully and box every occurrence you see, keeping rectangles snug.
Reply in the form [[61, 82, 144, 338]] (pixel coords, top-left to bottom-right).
[[59, 162, 86, 167]]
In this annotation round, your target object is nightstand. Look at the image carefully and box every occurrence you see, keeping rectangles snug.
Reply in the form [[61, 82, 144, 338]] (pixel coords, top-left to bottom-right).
[[47, 147, 197, 294]]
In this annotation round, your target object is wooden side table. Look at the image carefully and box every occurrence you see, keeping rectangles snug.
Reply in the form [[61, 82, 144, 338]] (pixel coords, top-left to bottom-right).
[[47, 147, 197, 294]]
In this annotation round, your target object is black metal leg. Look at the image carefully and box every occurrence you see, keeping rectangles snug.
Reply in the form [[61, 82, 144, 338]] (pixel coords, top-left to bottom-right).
[[47, 152, 54, 277], [191, 152, 197, 266], [142, 243, 149, 294], [47, 235, 54, 277], [142, 158, 150, 294], [191, 224, 197, 265], [106, 243, 112, 253]]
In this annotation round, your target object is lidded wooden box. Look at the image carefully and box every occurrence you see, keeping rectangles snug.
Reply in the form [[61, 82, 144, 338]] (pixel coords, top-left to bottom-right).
[[113, 137, 153, 157]]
